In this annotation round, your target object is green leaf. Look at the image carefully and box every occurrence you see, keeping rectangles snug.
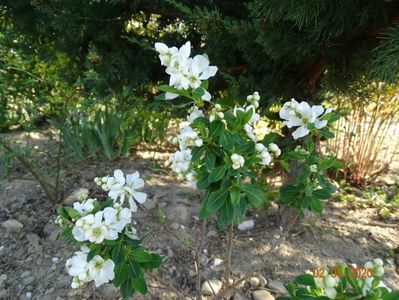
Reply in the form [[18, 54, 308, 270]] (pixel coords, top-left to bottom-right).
[[295, 274, 315, 286], [242, 184, 264, 208], [209, 120, 224, 138], [234, 197, 247, 220], [148, 254, 163, 269], [191, 146, 204, 162], [383, 291, 399, 300], [219, 201, 234, 226], [288, 151, 305, 160], [229, 186, 241, 205], [132, 275, 148, 295], [313, 189, 332, 200], [209, 165, 227, 183], [199, 202, 213, 219], [219, 130, 234, 149], [318, 158, 335, 170], [113, 264, 128, 287], [207, 189, 228, 213], [316, 174, 336, 193], [205, 152, 216, 170], [158, 85, 181, 94], [125, 238, 142, 248], [197, 173, 210, 189], [280, 185, 300, 204], [262, 132, 279, 145], [120, 277, 135, 299], [64, 207, 81, 219], [132, 249, 153, 262], [192, 86, 205, 99], [128, 259, 141, 278], [309, 197, 323, 213], [111, 243, 125, 265]]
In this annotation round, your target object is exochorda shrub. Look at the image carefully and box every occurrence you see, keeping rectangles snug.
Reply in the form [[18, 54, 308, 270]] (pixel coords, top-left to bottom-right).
[[154, 41, 341, 276]]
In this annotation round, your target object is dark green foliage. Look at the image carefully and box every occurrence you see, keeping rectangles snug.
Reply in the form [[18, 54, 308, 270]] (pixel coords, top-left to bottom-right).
[[3, 0, 399, 121]]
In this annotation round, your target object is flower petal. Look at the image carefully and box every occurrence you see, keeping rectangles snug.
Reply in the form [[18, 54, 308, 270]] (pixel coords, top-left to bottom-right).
[[292, 126, 310, 139], [133, 192, 147, 204]]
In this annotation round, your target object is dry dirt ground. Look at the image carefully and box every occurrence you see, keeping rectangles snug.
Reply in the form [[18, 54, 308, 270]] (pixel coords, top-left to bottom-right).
[[0, 131, 398, 300]]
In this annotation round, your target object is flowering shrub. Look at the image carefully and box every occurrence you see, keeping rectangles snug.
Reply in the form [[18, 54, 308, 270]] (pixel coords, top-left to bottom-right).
[[155, 41, 340, 227], [278, 259, 398, 300], [56, 170, 162, 299]]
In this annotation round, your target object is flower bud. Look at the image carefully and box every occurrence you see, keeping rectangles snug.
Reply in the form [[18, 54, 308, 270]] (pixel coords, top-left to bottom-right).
[[324, 275, 336, 288], [310, 164, 317, 173], [374, 266, 384, 277], [364, 261, 374, 269], [373, 258, 383, 266]]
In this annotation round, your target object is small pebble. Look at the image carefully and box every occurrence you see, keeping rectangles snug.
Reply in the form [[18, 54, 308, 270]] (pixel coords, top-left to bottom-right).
[[201, 279, 223, 296], [237, 220, 255, 231]]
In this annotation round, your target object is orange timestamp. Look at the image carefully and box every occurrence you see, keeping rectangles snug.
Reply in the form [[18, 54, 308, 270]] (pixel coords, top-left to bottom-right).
[[312, 267, 374, 279]]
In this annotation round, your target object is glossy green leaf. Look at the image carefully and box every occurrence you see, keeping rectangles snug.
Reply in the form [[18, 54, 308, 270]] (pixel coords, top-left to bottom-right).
[[207, 189, 228, 213], [132, 275, 148, 295], [229, 186, 241, 205], [242, 184, 264, 207], [209, 165, 227, 182], [132, 249, 153, 262]]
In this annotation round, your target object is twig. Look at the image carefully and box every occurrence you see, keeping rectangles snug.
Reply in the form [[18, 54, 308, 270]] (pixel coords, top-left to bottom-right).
[[196, 220, 207, 300], [225, 223, 234, 279]]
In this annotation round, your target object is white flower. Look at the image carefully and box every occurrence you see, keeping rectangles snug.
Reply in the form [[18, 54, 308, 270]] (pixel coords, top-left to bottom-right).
[[244, 124, 258, 142], [247, 91, 260, 108], [255, 143, 272, 166], [85, 212, 109, 244], [88, 255, 115, 287], [73, 198, 96, 216], [186, 171, 197, 188], [106, 170, 147, 212], [103, 206, 131, 236], [310, 164, 317, 173], [66, 248, 90, 286], [177, 126, 203, 150], [154, 42, 178, 67], [184, 55, 218, 89], [72, 214, 95, 242], [325, 287, 337, 299], [166, 41, 191, 75], [268, 143, 281, 157], [156, 41, 217, 102], [280, 99, 332, 139], [187, 106, 204, 123], [209, 104, 224, 122], [231, 153, 245, 169], [362, 277, 391, 296]]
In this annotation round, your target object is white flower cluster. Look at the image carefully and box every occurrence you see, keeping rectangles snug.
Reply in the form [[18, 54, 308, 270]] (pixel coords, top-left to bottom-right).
[[95, 169, 147, 212], [361, 259, 391, 296], [279, 99, 332, 139], [155, 41, 218, 101], [314, 274, 340, 299], [312, 259, 391, 299], [169, 149, 197, 188], [209, 103, 224, 122], [66, 246, 115, 288], [177, 125, 203, 150], [233, 95, 261, 142], [231, 153, 245, 169], [246, 91, 260, 108], [72, 204, 131, 243], [63, 169, 147, 289], [255, 142, 281, 166]]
